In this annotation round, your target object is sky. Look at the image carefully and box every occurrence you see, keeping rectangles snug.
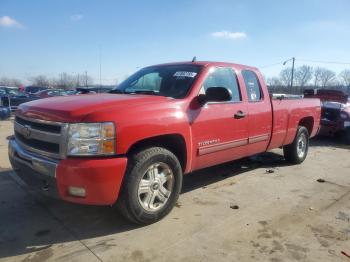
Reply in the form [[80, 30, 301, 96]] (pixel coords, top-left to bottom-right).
[[1, 0, 350, 85]]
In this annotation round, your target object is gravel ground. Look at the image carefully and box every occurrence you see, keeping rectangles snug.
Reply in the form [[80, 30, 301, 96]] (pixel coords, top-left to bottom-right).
[[0, 119, 350, 262]]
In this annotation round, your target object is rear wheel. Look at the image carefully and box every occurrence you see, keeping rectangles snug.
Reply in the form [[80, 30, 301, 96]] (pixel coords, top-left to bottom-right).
[[118, 147, 182, 225], [283, 126, 309, 164]]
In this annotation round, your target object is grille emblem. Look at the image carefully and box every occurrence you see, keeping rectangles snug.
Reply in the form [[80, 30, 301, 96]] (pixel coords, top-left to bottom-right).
[[22, 125, 32, 138]]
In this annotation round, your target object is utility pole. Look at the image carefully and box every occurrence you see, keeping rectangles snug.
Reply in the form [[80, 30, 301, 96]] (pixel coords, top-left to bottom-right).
[[283, 57, 296, 94], [290, 57, 295, 93], [85, 71, 88, 87], [99, 46, 102, 89]]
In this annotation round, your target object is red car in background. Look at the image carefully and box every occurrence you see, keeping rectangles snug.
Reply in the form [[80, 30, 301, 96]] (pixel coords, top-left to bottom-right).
[[304, 89, 350, 144]]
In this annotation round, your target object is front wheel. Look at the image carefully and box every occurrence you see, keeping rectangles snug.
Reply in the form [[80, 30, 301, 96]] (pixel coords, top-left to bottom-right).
[[283, 126, 309, 164], [117, 147, 183, 225]]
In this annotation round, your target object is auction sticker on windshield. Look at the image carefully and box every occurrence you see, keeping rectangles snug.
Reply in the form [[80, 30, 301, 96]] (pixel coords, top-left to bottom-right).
[[173, 71, 197, 78]]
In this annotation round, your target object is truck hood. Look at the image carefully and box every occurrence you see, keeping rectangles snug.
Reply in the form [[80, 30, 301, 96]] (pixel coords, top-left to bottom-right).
[[17, 93, 170, 122]]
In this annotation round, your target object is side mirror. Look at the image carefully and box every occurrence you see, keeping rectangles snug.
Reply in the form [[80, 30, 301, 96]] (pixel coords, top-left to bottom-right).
[[199, 87, 232, 104]]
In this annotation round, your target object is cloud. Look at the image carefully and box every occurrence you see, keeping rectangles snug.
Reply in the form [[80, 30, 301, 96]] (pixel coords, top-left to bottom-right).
[[0, 16, 22, 28], [211, 31, 247, 40], [70, 14, 83, 21]]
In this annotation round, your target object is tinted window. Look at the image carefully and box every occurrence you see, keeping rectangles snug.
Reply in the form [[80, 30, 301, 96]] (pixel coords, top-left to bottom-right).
[[242, 70, 262, 102], [113, 65, 202, 99], [201, 67, 241, 102]]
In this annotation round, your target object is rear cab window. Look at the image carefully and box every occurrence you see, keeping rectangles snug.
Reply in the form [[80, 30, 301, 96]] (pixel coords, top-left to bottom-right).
[[242, 70, 263, 102], [200, 67, 241, 102]]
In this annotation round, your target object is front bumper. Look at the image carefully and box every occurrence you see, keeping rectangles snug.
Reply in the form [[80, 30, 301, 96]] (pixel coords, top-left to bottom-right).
[[319, 119, 347, 136], [8, 139, 128, 205]]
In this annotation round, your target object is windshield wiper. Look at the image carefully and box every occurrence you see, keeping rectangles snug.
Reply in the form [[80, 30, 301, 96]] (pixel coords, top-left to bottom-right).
[[110, 89, 162, 96], [109, 89, 126, 94], [132, 90, 159, 95]]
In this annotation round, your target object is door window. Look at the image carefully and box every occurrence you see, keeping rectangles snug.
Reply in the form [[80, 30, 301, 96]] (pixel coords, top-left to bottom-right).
[[201, 67, 241, 102], [242, 70, 262, 102]]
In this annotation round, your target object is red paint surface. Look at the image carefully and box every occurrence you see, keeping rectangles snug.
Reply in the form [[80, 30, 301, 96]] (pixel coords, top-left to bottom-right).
[[56, 157, 128, 205], [17, 61, 321, 205]]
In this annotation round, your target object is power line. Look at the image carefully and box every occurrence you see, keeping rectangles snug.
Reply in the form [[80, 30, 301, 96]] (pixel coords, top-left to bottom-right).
[[298, 58, 350, 65], [259, 60, 285, 68], [260, 58, 350, 68]]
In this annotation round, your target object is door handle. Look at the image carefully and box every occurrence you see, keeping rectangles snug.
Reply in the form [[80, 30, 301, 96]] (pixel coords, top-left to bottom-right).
[[234, 110, 246, 119]]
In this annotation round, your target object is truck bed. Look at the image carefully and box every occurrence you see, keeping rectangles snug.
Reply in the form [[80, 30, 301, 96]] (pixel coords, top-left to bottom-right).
[[268, 97, 321, 150]]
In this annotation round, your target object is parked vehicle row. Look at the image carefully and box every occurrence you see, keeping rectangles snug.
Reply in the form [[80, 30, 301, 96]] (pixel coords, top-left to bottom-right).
[[0, 86, 36, 112], [0, 86, 113, 116]]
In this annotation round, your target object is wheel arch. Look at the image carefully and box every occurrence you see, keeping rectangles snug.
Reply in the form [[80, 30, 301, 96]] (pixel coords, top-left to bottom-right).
[[298, 116, 314, 136], [126, 134, 187, 172]]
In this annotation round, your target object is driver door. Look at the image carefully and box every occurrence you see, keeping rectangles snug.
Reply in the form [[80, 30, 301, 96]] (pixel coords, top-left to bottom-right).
[[190, 67, 249, 170]]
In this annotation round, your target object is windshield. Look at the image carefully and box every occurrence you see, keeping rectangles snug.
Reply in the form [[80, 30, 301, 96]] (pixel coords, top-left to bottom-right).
[[111, 64, 202, 98], [0, 88, 20, 96]]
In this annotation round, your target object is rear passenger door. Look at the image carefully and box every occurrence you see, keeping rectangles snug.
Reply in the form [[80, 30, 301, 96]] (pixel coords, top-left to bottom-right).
[[191, 67, 249, 170], [241, 70, 272, 154]]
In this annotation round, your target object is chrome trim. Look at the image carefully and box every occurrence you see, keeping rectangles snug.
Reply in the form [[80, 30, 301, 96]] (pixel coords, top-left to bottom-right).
[[205, 100, 242, 106], [8, 139, 58, 178], [60, 124, 69, 158], [198, 138, 248, 156], [14, 121, 61, 144], [15, 115, 69, 159], [198, 134, 270, 156], [16, 114, 66, 126], [248, 134, 270, 144], [15, 138, 62, 160]]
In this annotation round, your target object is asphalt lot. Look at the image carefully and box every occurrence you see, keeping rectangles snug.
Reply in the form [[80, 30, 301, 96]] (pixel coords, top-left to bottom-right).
[[0, 119, 350, 262]]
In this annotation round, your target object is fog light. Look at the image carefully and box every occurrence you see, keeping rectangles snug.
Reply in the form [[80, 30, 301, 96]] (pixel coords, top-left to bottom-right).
[[68, 186, 86, 197]]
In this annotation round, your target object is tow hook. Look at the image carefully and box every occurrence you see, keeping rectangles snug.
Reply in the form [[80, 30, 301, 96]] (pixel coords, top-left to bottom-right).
[[41, 181, 49, 191]]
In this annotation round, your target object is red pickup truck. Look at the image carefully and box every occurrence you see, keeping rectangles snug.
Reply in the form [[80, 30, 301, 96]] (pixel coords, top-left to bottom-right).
[[8, 61, 321, 224]]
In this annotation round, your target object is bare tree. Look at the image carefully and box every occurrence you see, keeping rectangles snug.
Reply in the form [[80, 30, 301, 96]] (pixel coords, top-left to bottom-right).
[[77, 73, 94, 87], [339, 69, 350, 87], [313, 67, 336, 87], [0, 77, 23, 87], [26, 72, 94, 89], [294, 65, 313, 87], [266, 77, 282, 86], [313, 68, 322, 87], [29, 75, 51, 87], [279, 67, 292, 86], [56, 72, 75, 89]]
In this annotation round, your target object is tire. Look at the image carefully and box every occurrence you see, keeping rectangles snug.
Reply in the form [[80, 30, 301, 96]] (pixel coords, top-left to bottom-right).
[[117, 147, 183, 225], [283, 126, 309, 164]]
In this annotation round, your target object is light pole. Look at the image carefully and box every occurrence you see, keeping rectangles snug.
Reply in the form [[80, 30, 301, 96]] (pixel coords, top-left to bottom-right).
[[283, 57, 295, 93]]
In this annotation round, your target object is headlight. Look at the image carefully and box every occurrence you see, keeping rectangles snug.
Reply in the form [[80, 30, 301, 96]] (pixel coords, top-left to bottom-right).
[[67, 122, 115, 156], [340, 112, 349, 120]]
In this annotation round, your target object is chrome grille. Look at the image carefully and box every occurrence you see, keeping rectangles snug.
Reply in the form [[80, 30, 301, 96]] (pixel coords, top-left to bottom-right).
[[14, 115, 68, 159]]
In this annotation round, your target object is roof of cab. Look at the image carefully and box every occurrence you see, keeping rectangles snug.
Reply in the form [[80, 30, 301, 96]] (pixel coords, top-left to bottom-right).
[[150, 61, 259, 71]]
